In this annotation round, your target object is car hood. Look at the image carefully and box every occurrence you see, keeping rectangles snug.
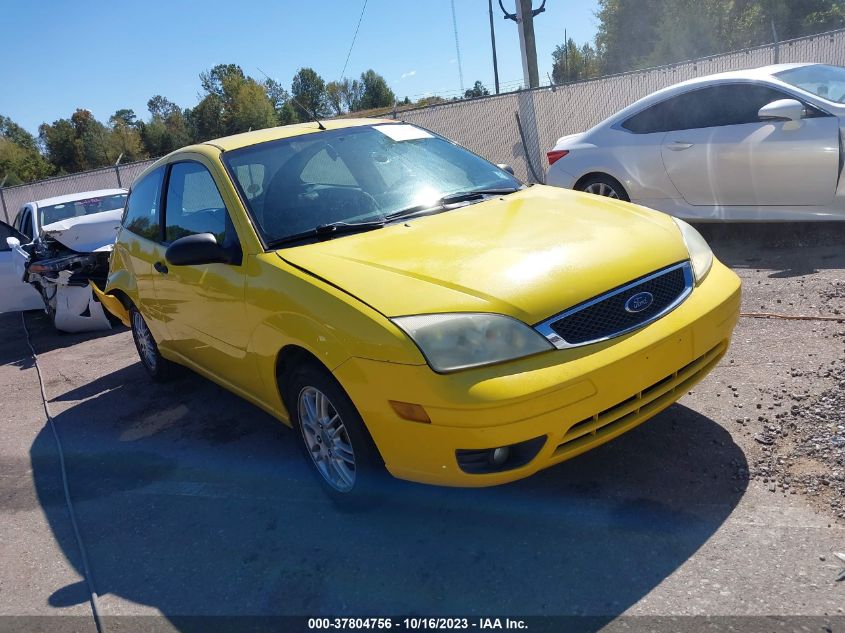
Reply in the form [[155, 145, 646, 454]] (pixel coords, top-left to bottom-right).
[[40, 208, 123, 253], [278, 185, 690, 324]]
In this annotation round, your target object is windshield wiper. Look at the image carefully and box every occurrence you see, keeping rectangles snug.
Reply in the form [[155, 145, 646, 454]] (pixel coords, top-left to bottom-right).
[[267, 220, 386, 248], [385, 187, 521, 221]]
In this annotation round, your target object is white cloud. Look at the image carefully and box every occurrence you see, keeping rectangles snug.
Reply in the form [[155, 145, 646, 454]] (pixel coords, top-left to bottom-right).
[[448, 58, 457, 64], [400, 70, 417, 80]]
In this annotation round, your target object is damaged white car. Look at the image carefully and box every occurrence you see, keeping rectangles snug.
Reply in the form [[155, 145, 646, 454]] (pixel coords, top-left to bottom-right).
[[0, 189, 127, 332]]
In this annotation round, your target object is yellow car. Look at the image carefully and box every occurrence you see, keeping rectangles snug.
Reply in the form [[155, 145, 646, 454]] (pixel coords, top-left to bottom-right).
[[96, 119, 741, 502]]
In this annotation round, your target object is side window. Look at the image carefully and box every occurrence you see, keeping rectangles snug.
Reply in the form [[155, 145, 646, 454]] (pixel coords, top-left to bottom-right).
[[123, 167, 164, 241], [670, 85, 796, 130], [0, 221, 28, 252], [299, 149, 357, 186], [22, 210, 32, 239], [621, 100, 676, 134], [624, 84, 803, 134], [164, 162, 228, 244]]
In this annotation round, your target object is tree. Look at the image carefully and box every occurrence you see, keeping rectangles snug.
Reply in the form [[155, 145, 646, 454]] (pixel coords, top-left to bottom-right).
[[592, 0, 845, 74], [291, 67, 329, 119], [228, 79, 277, 132], [359, 69, 395, 110], [264, 77, 300, 125], [325, 80, 345, 115], [552, 39, 600, 83], [39, 109, 111, 173], [108, 109, 145, 162], [140, 96, 192, 155], [464, 80, 490, 99], [0, 115, 52, 184], [200, 64, 246, 99], [339, 77, 364, 112]]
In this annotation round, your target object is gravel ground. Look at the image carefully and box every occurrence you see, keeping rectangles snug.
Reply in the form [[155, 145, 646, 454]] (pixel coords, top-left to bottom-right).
[[701, 224, 845, 526]]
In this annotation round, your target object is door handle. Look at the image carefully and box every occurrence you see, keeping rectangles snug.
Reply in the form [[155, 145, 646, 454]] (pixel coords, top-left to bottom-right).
[[667, 141, 694, 151], [154, 261, 168, 275]]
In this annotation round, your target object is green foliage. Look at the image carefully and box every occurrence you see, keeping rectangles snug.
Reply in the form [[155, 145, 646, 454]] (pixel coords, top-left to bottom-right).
[[291, 67, 329, 120], [464, 81, 490, 99], [340, 77, 364, 112], [359, 69, 396, 109], [0, 115, 51, 185], [552, 39, 601, 83], [264, 78, 300, 125], [140, 96, 192, 155], [325, 80, 345, 116], [38, 109, 114, 174], [591, 0, 845, 74]]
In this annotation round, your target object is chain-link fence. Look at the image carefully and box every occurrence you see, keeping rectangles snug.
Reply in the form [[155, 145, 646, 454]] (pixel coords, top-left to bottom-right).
[[3, 27, 845, 224], [0, 159, 155, 223]]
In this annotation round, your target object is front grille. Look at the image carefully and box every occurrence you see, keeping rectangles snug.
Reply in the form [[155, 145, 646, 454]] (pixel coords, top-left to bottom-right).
[[553, 342, 727, 458], [536, 262, 693, 349]]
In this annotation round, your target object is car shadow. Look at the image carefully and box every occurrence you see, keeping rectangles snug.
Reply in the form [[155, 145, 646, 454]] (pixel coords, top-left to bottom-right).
[[29, 355, 749, 631], [0, 311, 125, 369], [696, 222, 845, 276]]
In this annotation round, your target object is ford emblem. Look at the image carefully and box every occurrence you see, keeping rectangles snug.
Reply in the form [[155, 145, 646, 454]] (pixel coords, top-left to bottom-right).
[[625, 291, 654, 313]]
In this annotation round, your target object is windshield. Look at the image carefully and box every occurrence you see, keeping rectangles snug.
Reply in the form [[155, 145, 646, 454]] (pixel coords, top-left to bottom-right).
[[39, 193, 128, 226], [221, 124, 521, 245], [774, 64, 845, 103]]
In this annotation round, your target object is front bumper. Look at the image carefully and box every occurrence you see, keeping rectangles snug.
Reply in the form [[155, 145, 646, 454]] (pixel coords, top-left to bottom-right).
[[334, 260, 741, 486]]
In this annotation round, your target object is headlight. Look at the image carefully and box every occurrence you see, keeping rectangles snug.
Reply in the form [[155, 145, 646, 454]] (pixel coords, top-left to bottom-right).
[[392, 313, 554, 373], [673, 218, 713, 283]]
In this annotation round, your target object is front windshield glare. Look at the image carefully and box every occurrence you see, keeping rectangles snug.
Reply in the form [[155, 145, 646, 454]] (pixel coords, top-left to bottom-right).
[[775, 64, 845, 103], [222, 124, 520, 245]]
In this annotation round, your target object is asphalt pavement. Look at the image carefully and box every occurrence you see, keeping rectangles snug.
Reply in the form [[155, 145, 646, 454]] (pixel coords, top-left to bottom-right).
[[1, 225, 844, 633]]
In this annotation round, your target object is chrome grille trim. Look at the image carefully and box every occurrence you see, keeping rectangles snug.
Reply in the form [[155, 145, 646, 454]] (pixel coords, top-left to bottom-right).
[[534, 261, 695, 350]]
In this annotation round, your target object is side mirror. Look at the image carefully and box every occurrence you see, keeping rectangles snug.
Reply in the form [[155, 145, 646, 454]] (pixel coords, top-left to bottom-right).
[[758, 99, 805, 122], [497, 163, 515, 175], [165, 233, 229, 266], [6, 237, 20, 249]]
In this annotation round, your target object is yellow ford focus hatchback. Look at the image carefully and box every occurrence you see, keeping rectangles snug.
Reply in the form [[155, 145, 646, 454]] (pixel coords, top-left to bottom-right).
[[97, 119, 741, 502]]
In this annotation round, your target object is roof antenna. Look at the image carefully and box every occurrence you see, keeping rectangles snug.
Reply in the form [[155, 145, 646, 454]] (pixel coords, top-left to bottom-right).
[[256, 66, 326, 131]]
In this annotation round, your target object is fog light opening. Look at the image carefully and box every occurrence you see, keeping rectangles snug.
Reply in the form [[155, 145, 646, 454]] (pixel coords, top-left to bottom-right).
[[456, 436, 547, 474], [490, 446, 510, 466]]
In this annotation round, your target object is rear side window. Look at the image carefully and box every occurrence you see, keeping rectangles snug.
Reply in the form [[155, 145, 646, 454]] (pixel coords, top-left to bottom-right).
[[622, 83, 800, 133], [123, 167, 164, 241], [164, 161, 228, 244]]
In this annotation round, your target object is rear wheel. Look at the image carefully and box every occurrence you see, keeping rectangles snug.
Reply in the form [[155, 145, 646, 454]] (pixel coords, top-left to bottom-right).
[[129, 305, 172, 382], [285, 362, 387, 507], [578, 174, 630, 201]]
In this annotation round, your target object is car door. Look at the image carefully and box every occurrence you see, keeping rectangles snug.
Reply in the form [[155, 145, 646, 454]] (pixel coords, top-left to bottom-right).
[[115, 166, 169, 341], [154, 158, 255, 391], [0, 220, 43, 313], [659, 83, 840, 207]]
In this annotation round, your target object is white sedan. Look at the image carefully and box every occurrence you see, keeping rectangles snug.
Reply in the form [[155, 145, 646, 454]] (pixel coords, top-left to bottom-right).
[[545, 63, 845, 221], [0, 188, 127, 331]]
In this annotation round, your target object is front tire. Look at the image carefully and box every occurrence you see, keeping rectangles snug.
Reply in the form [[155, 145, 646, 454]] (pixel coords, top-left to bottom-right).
[[129, 305, 172, 382], [578, 174, 630, 201], [285, 362, 386, 506]]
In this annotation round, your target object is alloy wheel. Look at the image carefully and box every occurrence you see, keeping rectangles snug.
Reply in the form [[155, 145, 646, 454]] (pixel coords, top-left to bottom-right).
[[584, 181, 620, 199], [132, 310, 157, 372], [298, 386, 357, 492]]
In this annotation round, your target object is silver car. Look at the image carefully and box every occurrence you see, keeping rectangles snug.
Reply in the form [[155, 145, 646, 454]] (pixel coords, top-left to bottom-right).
[[545, 63, 845, 221]]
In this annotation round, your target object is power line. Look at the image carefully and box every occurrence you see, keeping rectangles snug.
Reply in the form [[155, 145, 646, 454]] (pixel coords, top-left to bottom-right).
[[341, 0, 368, 80], [450, 0, 465, 94]]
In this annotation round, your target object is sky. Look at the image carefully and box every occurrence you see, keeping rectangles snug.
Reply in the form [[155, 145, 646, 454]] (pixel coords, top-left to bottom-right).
[[2, 0, 599, 135]]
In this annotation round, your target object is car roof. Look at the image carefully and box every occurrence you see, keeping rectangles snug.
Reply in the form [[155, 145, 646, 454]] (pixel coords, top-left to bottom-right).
[[131, 118, 398, 187], [199, 117, 395, 152], [604, 63, 823, 125], [30, 188, 128, 208]]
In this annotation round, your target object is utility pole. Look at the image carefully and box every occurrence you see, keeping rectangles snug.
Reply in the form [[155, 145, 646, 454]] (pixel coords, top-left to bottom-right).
[[488, 0, 500, 94], [499, 0, 545, 89]]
